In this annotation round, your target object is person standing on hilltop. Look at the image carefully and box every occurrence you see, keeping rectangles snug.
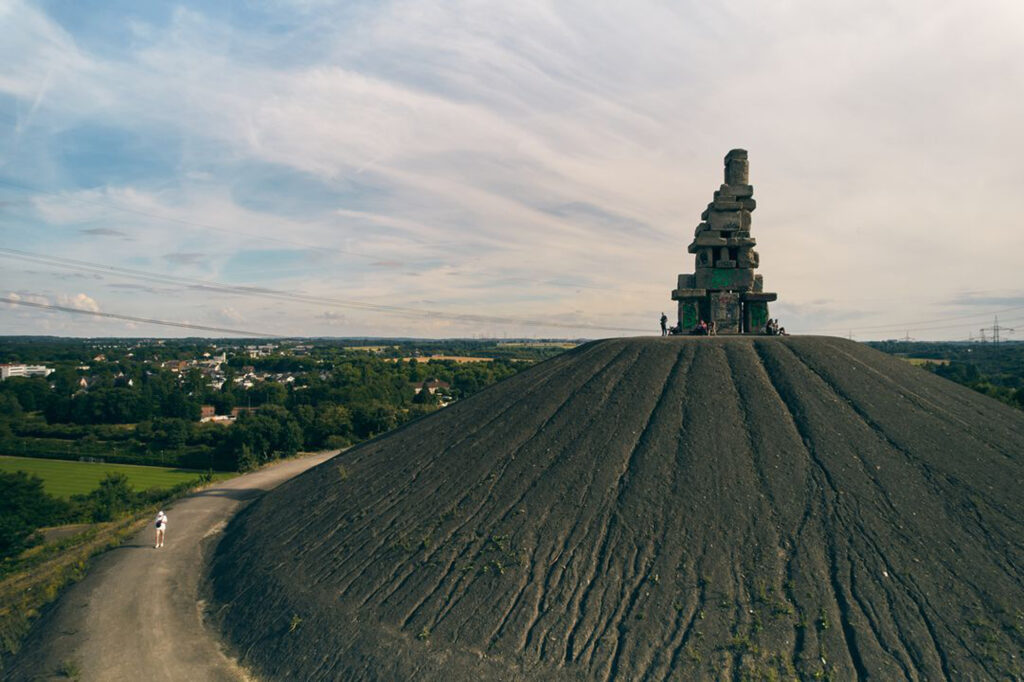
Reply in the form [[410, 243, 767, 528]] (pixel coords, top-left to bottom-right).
[[660, 312, 668, 336], [155, 510, 167, 548]]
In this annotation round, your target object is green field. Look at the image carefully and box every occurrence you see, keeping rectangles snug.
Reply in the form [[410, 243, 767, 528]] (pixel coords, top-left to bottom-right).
[[0, 456, 234, 499]]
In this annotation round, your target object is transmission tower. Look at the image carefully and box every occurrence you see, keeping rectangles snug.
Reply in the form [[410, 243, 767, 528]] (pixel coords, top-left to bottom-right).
[[900, 331, 915, 343], [979, 315, 1014, 343]]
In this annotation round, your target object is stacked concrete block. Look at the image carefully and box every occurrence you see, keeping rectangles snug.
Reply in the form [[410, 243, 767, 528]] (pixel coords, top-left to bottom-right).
[[671, 149, 777, 333]]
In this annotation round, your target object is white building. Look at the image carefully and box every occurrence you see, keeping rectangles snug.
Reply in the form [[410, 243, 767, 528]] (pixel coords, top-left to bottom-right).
[[0, 364, 54, 380]]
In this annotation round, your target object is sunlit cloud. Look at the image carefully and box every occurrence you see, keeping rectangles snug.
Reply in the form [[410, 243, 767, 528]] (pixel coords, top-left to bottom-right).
[[57, 292, 100, 312]]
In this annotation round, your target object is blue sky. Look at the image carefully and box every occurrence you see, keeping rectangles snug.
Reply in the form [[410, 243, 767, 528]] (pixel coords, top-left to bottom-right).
[[1, 0, 1023, 339]]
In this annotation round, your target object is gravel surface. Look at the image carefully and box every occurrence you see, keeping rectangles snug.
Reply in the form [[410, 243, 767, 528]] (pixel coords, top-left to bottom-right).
[[209, 336, 1024, 680], [5, 452, 335, 682]]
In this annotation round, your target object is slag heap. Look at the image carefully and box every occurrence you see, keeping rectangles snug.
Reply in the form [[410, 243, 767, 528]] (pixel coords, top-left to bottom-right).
[[672, 149, 777, 333]]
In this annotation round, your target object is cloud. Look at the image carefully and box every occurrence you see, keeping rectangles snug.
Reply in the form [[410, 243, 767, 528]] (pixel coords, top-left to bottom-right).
[[215, 307, 244, 323], [318, 311, 347, 326], [57, 293, 100, 312], [163, 252, 205, 266], [80, 227, 129, 237], [949, 293, 1024, 308], [4, 291, 50, 307], [105, 282, 176, 294]]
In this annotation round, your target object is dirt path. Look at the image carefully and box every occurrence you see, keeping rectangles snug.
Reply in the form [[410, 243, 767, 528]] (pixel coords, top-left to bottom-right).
[[5, 451, 336, 682]]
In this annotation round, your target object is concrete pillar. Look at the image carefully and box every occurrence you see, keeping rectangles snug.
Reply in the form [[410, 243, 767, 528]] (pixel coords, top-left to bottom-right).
[[724, 149, 749, 186]]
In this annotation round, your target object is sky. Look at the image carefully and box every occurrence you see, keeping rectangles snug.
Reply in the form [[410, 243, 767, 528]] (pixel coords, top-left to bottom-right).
[[1, 0, 1022, 340]]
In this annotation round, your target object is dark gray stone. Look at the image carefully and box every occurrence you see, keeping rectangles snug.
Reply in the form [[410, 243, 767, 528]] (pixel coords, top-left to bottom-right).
[[724, 149, 749, 186], [736, 248, 755, 268], [710, 290, 742, 331], [695, 267, 754, 290], [671, 288, 707, 300], [719, 183, 754, 198]]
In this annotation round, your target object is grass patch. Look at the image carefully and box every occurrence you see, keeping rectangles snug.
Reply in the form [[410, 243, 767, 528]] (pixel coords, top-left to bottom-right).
[[56, 659, 80, 679], [0, 456, 232, 499], [0, 513, 152, 668]]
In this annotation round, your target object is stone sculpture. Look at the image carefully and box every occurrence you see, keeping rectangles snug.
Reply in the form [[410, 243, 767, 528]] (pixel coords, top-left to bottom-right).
[[672, 149, 777, 333]]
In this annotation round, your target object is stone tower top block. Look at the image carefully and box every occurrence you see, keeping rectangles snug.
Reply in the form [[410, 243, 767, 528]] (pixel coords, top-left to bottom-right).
[[724, 149, 749, 186]]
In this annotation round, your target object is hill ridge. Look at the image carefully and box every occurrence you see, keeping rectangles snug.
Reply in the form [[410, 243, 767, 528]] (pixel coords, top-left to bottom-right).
[[209, 336, 1024, 680]]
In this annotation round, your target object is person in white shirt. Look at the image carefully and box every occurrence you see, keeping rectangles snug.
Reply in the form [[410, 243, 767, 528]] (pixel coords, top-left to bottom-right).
[[155, 511, 167, 548]]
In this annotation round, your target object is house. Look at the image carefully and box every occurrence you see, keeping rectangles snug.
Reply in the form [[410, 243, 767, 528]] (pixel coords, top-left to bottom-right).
[[231, 405, 260, 417], [412, 379, 451, 395], [0, 364, 54, 380], [161, 360, 190, 372], [200, 405, 216, 421]]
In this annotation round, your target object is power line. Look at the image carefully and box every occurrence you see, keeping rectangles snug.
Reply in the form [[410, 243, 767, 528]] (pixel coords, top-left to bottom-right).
[[800, 304, 1024, 335], [0, 176, 390, 262], [6, 246, 1023, 337], [0, 248, 651, 333], [1, 297, 282, 337], [0, 177, 610, 293]]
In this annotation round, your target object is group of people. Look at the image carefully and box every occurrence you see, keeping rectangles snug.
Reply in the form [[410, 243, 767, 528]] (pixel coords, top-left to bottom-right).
[[659, 313, 717, 336], [691, 319, 717, 335], [659, 312, 785, 336]]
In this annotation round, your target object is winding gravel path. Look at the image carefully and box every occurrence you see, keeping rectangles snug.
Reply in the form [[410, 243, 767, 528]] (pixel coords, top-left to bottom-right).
[[5, 451, 335, 682]]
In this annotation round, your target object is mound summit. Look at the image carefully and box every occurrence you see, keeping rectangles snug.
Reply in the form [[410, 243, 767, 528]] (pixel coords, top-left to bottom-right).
[[209, 336, 1024, 680]]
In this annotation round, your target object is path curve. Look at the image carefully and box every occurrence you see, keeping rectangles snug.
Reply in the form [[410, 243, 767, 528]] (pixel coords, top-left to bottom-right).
[[5, 451, 336, 682]]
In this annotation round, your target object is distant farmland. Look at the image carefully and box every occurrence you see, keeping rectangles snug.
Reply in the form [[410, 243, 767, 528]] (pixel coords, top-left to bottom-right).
[[0, 456, 232, 498]]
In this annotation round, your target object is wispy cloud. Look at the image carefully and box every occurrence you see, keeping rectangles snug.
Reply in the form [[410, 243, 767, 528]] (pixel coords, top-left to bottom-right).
[[163, 252, 205, 266], [80, 227, 129, 237], [950, 293, 1024, 308]]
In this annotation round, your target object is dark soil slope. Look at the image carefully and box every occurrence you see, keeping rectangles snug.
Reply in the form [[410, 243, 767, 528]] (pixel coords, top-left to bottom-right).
[[209, 337, 1024, 680]]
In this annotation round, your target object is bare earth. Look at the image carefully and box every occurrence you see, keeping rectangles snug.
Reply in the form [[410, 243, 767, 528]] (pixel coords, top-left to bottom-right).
[[210, 337, 1024, 680], [4, 451, 335, 682]]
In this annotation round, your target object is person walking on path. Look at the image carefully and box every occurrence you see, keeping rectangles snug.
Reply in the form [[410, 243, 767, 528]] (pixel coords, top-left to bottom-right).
[[659, 312, 668, 336], [155, 510, 167, 548]]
